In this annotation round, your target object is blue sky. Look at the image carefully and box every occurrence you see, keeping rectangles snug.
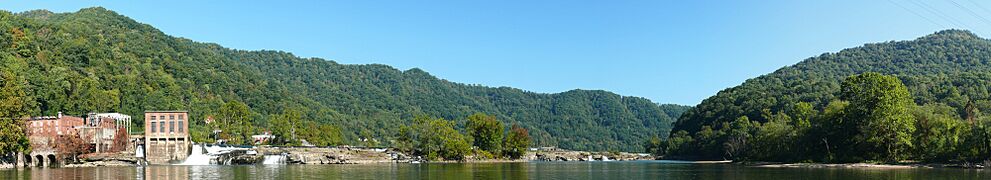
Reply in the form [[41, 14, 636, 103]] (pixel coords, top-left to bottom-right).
[[4, 1, 990, 105]]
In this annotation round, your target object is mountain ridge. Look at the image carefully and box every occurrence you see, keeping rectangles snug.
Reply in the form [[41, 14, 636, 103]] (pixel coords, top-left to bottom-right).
[[668, 29, 991, 159], [0, 7, 686, 152]]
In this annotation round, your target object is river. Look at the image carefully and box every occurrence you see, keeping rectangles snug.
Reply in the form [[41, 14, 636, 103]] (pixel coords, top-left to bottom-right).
[[1, 161, 989, 179]]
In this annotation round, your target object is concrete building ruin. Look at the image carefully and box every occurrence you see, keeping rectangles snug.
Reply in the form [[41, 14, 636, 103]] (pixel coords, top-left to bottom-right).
[[144, 111, 191, 164], [89, 113, 132, 134], [80, 114, 126, 153]]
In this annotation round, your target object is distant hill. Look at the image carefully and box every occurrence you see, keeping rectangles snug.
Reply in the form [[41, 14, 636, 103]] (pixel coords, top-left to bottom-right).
[[0, 7, 688, 152], [669, 29, 991, 159]]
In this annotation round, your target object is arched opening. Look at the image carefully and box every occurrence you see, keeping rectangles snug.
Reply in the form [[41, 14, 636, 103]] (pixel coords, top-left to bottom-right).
[[22, 154, 31, 167], [34, 155, 43, 167], [46, 154, 57, 167]]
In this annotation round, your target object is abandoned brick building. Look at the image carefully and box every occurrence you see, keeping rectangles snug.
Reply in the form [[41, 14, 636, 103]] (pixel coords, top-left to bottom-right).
[[22, 112, 84, 167], [19, 112, 131, 167], [144, 111, 190, 164]]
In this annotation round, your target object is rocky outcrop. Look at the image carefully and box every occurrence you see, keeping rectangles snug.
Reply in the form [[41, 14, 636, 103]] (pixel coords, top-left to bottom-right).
[[214, 150, 263, 165], [528, 149, 653, 162], [257, 147, 407, 164]]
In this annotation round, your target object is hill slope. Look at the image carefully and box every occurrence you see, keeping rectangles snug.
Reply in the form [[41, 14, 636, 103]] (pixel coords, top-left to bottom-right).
[[0, 7, 686, 152], [669, 29, 991, 159]]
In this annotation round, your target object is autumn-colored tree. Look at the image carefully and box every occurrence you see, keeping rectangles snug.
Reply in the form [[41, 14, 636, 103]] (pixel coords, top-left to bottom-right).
[[109, 127, 129, 152], [55, 135, 92, 163]]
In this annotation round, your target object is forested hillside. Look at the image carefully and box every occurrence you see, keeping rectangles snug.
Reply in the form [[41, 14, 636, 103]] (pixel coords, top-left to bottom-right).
[[660, 30, 991, 162], [0, 7, 687, 152]]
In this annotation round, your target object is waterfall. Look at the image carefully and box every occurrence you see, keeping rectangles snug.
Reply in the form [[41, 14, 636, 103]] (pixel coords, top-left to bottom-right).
[[178, 143, 214, 165], [262, 154, 287, 165], [136, 145, 145, 158], [175, 143, 256, 165]]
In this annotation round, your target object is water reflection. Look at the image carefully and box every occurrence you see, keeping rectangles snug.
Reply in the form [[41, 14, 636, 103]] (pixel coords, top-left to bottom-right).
[[0, 161, 989, 179]]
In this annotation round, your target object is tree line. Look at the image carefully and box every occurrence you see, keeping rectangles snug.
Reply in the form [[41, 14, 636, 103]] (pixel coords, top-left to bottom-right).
[[394, 113, 531, 161], [664, 30, 991, 163], [0, 7, 686, 153]]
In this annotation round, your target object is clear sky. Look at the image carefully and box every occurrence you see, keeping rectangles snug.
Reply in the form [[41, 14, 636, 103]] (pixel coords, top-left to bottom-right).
[[4, 0, 991, 105]]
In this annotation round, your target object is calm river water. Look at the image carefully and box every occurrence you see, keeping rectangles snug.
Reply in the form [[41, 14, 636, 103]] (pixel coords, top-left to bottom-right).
[[2, 161, 990, 179]]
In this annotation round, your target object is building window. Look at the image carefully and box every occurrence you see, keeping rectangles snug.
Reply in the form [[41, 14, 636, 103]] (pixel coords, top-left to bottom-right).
[[159, 121, 165, 133], [159, 116, 165, 121], [170, 121, 175, 133], [151, 122, 156, 133], [178, 121, 184, 133], [179, 115, 184, 120], [170, 115, 175, 120]]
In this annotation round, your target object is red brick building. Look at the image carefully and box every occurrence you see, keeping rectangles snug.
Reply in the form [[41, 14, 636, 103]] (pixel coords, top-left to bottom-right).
[[144, 111, 190, 164], [22, 112, 85, 167], [25, 112, 84, 139]]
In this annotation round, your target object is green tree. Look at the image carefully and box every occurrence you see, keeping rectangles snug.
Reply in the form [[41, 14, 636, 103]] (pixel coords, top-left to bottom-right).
[[269, 107, 303, 145], [399, 115, 472, 161], [723, 116, 756, 159], [841, 72, 916, 162], [912, 103, 967, 162], [466, 113, 504, 155], [300, 122, 344, 146], [963, 116, 991, 161], [693, 125, 724, 159], [814, 100, 851, 162], [791, 102, 815, 129], [664, 130, 695, 156], [503, 124, 531, 159], [644, 135, 664, 157], [359, 129, 379, 147], [0, 71, 32, 155], [395, 125, 415, 153], [217, 100, 254, 145], [753, 110, 797, 161]]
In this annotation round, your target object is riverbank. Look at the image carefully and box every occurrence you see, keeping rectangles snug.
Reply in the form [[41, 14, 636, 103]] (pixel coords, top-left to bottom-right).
[[255, 146, 652, 164], [64, 153, 144, 168], [2, 146, 655, 168]]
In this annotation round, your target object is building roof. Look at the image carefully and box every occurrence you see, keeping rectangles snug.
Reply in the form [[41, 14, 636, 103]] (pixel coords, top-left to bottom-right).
[[144, 110, 189, 113], [92, 112, 132, 119]]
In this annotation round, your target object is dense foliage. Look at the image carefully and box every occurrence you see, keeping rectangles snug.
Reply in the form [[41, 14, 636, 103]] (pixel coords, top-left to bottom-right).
[[0, 8, 688, 152], [215, 101, 254, 145], [467, 113, 504, 155], [396, 114, 532, 161], [268, 107, 304, 146], [396, 116, 473, 161], [0, 70, 31, 155], [503, 124, 531, 159], [665, 30, 991, 163]]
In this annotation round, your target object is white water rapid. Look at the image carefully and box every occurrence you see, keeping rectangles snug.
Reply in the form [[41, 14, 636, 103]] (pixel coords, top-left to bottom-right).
[[262, 154, 287, 165], [178, 143, 213, 165]]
